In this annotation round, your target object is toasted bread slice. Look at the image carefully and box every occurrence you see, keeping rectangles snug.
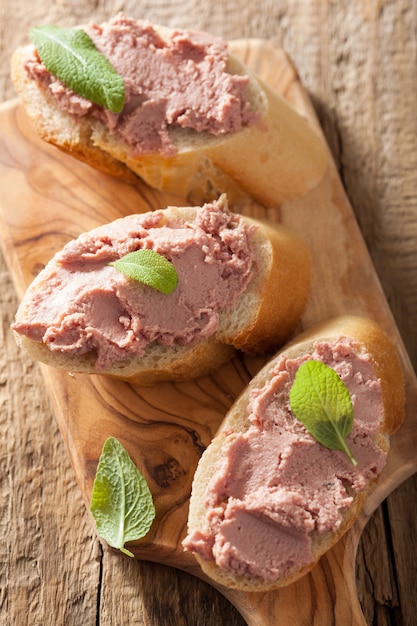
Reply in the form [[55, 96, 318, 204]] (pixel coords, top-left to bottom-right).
[[12, 197, 311, 385], [184, 315, 405, 590], [11, 16, 328, 206]]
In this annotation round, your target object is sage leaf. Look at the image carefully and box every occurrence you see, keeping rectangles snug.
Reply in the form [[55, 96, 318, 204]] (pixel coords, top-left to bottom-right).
[[109, 249, 178, 294], [90, 437, 156, 557], [30, 24, 125, 113], [289, 360, 358, 466]]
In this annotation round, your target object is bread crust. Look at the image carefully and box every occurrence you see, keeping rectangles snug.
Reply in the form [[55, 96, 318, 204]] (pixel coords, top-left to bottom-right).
[[11, 27, 328, 206], [12, 202, 311, 385], [186, 315, 405, 591], [13, 331, 235, 386], [218, 218, 312, 353]]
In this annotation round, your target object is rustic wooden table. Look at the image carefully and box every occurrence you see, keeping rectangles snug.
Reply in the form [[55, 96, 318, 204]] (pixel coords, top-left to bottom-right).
[[1, 2, 416, 625]]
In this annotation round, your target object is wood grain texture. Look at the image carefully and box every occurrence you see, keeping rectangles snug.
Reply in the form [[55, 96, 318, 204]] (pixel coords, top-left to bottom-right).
[[1, 2, 417, 625]]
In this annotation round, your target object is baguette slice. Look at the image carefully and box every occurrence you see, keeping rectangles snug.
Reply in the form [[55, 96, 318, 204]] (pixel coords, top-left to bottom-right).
[[11, 17, 328, 206], [184, 315, 405, 590], [12, 197, 311, 386]]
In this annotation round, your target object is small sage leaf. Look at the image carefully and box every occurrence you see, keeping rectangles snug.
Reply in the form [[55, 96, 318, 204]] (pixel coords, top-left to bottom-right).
[[90, 437, 156, 557], [289, 360, 358, 466], [30, 24, 125, 113], [109, 249, 178, 294]]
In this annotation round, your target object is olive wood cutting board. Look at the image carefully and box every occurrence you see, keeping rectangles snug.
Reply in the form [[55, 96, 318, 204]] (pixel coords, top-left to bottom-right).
[[0, 40, 416, 626]]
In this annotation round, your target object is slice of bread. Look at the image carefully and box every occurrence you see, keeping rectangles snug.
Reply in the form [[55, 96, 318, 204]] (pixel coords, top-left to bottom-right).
[[184, 315, 405, 590], [12, 197, 312, 385], [10, 17, 328, 206]]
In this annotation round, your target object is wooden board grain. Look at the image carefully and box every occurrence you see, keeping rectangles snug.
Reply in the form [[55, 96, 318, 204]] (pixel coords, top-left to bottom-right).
[[0, 39, 416, 626]]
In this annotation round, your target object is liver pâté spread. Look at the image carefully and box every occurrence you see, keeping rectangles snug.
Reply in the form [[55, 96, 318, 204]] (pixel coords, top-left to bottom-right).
[[12, 198, 256, 370], [24, 13, 259, 155], [183, 338, 386, 582]]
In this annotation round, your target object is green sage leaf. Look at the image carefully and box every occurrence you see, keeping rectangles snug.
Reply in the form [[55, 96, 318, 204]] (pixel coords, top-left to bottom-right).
[[30, 24, 125, 113], [289, 360, 358, 466], [109, 249, 178, 294], [90, 437, 156, 556]]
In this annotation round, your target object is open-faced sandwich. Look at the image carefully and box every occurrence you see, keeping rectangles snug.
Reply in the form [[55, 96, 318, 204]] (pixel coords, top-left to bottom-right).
[[11, 13, 327, 206], [183, 315, 405, 590], [12, 195, 311, 385]]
